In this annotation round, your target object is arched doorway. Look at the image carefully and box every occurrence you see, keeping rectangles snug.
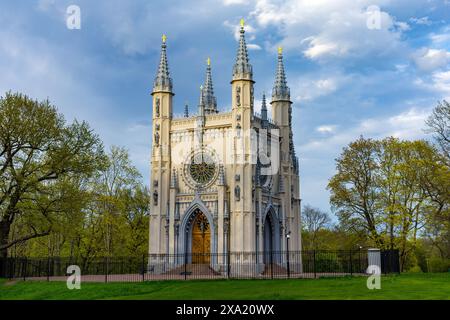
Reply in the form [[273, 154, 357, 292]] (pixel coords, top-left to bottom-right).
[[191, 209, 210, 264], [263, 215, 273, 263]]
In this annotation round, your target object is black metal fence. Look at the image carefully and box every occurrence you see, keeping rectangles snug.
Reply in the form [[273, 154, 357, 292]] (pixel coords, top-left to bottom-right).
[[0, 250, 399, 282]]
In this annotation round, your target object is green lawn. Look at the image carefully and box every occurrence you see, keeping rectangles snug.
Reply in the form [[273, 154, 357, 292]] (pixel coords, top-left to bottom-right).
[[0, 273, 449, 300]]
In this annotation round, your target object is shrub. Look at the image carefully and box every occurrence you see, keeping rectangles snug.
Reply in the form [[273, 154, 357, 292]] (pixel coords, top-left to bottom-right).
[[428, 258, 450, 273]]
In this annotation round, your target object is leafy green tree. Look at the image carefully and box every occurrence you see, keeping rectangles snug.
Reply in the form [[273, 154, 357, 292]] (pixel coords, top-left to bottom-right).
[[328, 136, 448, 270], [0, 92, 105, 258]]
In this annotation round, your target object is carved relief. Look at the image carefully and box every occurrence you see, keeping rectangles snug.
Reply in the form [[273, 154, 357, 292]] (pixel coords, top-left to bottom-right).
[[235, 185, 240, 201], [155, 131, 160, 147], [153, 189, 158, 206], [155, 98, 160, 117], [236, 86, 241, 107]]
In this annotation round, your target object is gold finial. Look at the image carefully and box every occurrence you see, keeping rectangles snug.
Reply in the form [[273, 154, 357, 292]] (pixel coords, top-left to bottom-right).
[[162, 34, 167, 43], [207, 57, 211, 66], [240, 18, 245, 28], [278, 46, 283, 54]]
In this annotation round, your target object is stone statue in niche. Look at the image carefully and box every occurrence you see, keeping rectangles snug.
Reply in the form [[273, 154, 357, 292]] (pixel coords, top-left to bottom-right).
[[155, 98, 160, 117], [235, 185, 240, 201], [155, 131, 160, 147], [236, 86, 241, 107], [153, 189, 158, 206], [155, 124, 160, 131]]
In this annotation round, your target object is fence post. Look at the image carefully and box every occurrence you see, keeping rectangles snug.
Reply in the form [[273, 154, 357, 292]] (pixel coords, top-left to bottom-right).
[[47, 257, 50, 282], [23, 258, 27, 281], [104, 257, 108, 283], [184, 251, 187, 281], [349, 250, 353, 276], [227, 251, 231, 279], [142, 255, 145, 282], [270, 250, 274, 280], [313, 250, 317, 279]]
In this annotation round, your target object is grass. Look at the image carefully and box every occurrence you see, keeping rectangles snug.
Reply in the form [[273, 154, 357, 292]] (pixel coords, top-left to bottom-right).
[[0, 273, 449, 300]]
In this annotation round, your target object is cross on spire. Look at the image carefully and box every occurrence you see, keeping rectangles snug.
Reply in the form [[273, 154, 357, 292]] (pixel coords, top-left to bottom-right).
[[153, 34, 173, 93], [203, 57, 218, 114], [272, 47, 290, 101], [232, 19, 253, 80]]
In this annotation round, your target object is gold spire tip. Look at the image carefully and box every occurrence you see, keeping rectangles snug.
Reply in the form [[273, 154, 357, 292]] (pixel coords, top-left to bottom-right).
[[162, 34, 167, 43], [278, 46, 283, 54], [240, 18, 245, 28], [207, 57, 211, 66]]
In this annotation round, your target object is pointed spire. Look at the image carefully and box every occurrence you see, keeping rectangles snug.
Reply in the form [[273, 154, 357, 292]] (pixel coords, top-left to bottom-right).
[[232, 19, 253, 80], [203, 58, 218, 114], [184, 103, 189, 117], [272, 47, 290, 101], [261, 92, 268, 128], [153, 34, 173, 93]]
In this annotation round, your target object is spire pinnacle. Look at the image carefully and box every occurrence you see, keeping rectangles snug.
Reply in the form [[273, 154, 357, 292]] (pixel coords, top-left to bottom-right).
[[203, 58, 218, 114], [233, 19, 253, 80], [272, 47, 290, 101], [261, 92, 268, 126], [184, 103, 189, 117], [153, 35, 173, 93], [198, 85, 205, 117]]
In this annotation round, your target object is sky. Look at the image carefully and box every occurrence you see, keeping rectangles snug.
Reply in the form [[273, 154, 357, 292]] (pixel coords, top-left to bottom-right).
[[0, 0, 449, 215]]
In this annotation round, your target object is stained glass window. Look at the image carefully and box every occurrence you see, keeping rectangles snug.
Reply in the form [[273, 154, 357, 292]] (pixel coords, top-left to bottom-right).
[[189, 152, 216, 185]]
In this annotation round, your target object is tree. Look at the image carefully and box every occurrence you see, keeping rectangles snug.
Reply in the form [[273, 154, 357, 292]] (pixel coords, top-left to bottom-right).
[[0, 92, 105, 258], [301, 205, 332, 249], [425, 100, 450, 164], [327, 136, 383, 246], [328, 135, 449, 270]]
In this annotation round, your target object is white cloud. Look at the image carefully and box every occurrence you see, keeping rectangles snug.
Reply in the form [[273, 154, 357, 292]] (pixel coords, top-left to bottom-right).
[[410, 16, 432, 26], [248, 0, 406, 62], [301, 107, 431, 155], [412, 48, 450, 71], [293, 73, 347, 102], [431, 70, 450, 96], [223, 0, 249, 5], [316, 125, 337, 134], [247, 43, 262, 50]]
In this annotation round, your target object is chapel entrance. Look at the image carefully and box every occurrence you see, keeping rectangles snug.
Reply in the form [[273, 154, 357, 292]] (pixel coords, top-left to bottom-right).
[[191, 209, 210, 264], [263, 215, 273, 263]]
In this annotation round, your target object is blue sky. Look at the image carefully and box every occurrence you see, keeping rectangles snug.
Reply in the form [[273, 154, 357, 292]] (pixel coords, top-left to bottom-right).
[[0, 0, 449, 215]]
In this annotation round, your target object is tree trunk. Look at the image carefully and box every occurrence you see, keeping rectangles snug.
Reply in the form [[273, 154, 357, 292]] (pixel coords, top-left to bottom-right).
[[0, 220, 12, 259]]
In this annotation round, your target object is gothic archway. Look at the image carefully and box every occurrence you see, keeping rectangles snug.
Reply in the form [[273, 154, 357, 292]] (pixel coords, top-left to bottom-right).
[[262, 206, 281, 263], [191, 209, 211, 264], [178, 196, 216, 265], [263, 214, 273, 263]]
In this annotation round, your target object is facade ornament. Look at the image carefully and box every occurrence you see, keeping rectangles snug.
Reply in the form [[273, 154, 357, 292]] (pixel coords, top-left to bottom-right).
[[153, 189, 158, 206], [235, 184, 241, 201], [236, 86, 241, 107], [155, 98, 160, 117], [154, 131, 160, 147]]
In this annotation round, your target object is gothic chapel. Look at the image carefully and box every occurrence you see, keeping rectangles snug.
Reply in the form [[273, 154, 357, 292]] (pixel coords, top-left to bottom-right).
[[148, 20, 302, 273]]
